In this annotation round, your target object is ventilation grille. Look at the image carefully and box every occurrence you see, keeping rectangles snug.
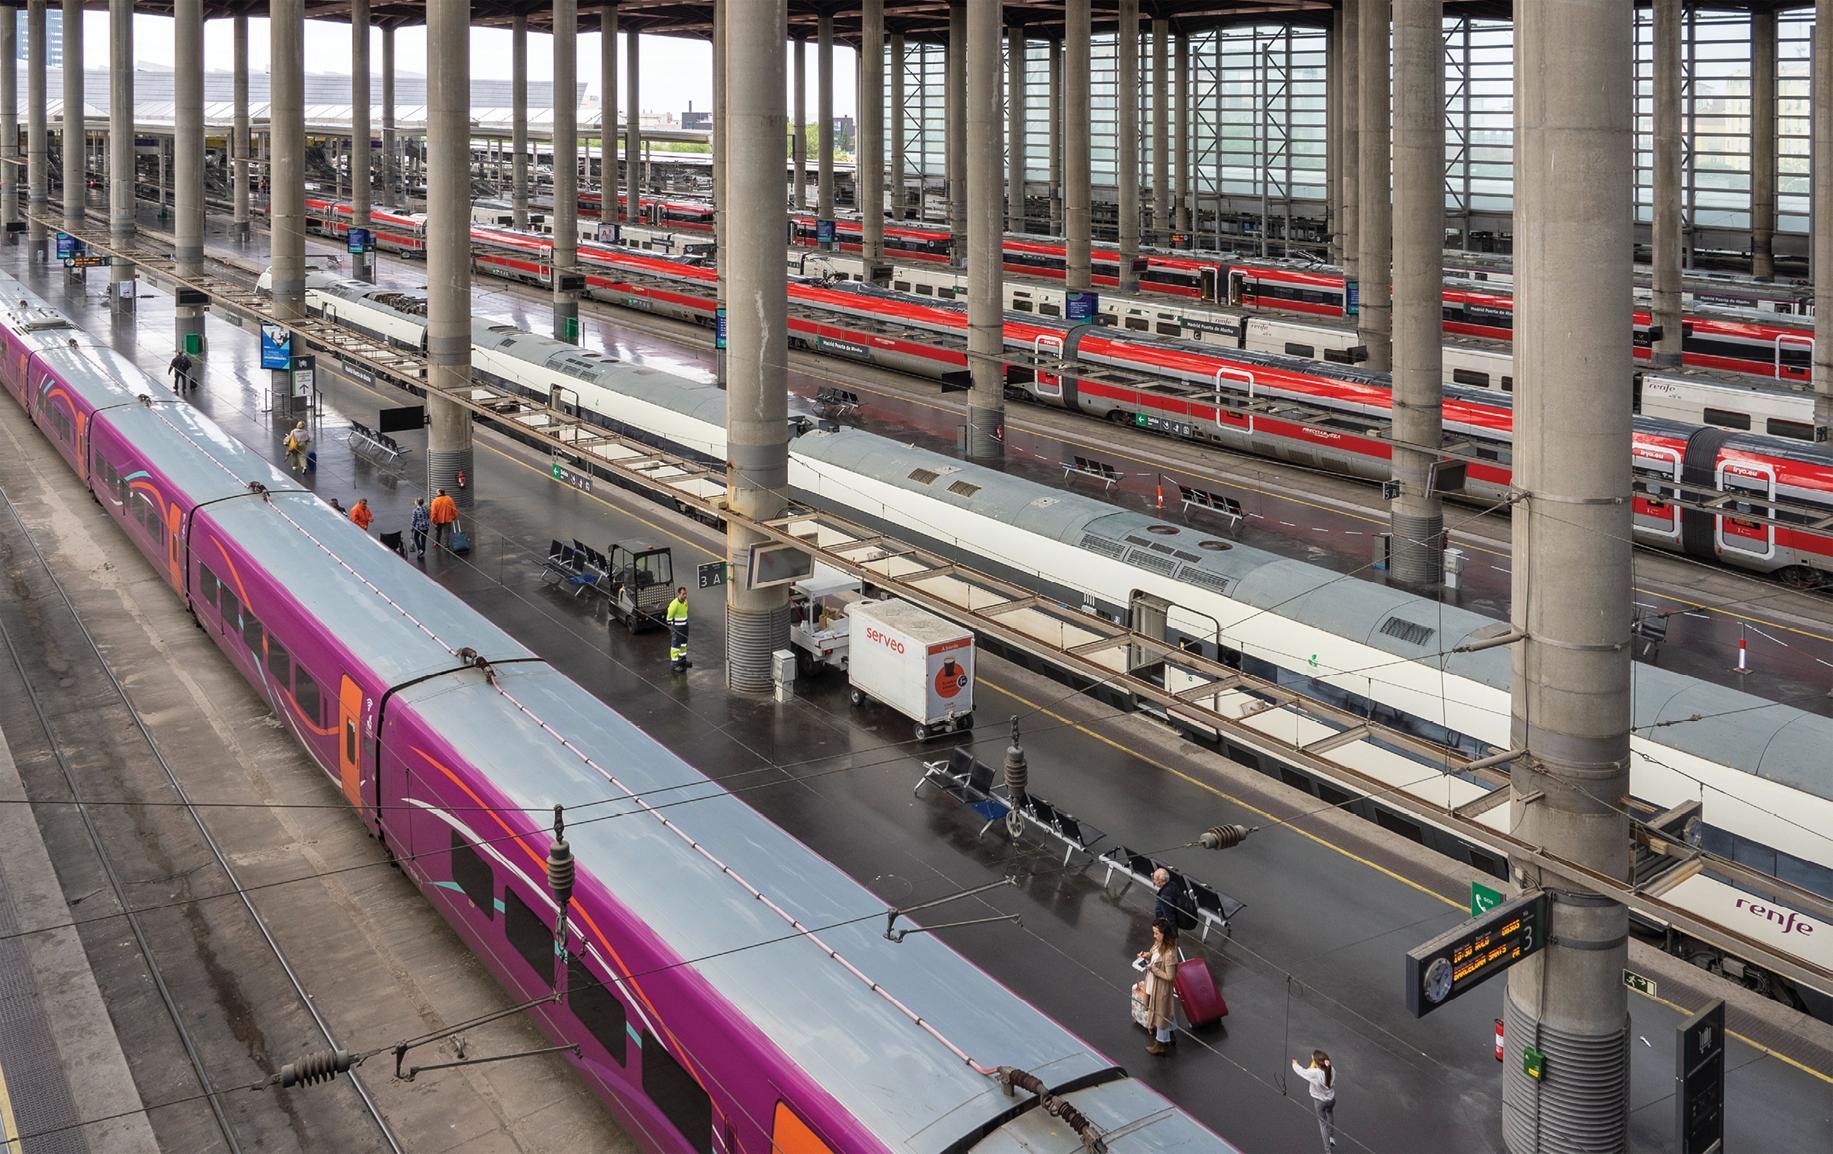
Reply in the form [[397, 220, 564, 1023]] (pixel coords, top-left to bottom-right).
[[1379, 617, 1436, 647], [1080, 534, 1126, 559], [1179, 567, 1233, 596], [908, 468, 940, 485], [1124, 535, 1155, 548], [946, 480, 982, 498], [1172, 549, 1201, 563], [1126, 549, 1179, 576]]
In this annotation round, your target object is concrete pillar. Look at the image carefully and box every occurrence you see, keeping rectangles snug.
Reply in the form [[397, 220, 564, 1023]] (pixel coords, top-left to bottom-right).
[[625, 24, 640, 219], [792, 35, 806, 211], [725, 0, 790, 691], [1048, 37, 1062, 235], [270, 0, 304, 326], [382, 23, 397, 206], [512, 14, 528, 229], [1327, 12, 1340, 262], [1389, 0, 1444, 588], [946, 1, 965, 264], [1750, 8, 1776, 281], [1503, 2, 1634, 1149], [232, 14, 249, 240], [818, 14, 834, 229], [1174, 32, 1190, 238], [712, 0, 725, 268], [890, 32, 906, 220], [1151, 16, 1169, 247], [966, 0, 1002, 461], [351, 0, 373, 281], [861, 0, 884, 274], [1341, 0, 1359, 293], [59, 0, 79, 250], [1065, 0, 1090, 291], [428, 0, 474, 510], [0, 7, 14, 237], [173, 0, 205, 355], [601, 7, 616, 219], [553, 0, 579, 341], [1357, 0, 1391, 370], [1007, 20, 1026, 234], [1116, 0, 1139, 292], [1817, 0, 1833, 429], [1650, 0, 1682, 367], [108, 0, 133, 312]]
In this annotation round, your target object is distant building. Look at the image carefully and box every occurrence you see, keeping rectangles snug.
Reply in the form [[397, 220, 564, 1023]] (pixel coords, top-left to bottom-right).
[[14, 9, 63, 71], [682, 109, 712, 132]]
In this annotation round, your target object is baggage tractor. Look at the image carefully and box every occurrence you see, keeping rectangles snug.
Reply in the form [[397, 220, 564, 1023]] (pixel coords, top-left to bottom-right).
[[1174, 957, 1227, 1026]]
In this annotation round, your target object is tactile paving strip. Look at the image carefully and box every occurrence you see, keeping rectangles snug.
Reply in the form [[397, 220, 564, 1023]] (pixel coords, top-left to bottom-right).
[[0, 861, 90, 1154]]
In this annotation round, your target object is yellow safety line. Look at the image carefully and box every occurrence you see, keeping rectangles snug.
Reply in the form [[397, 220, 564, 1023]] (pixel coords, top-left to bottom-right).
[[1631, 986, 1833, 1085], [0, 1056, 20, 1151], [481, 444, 722, 558]]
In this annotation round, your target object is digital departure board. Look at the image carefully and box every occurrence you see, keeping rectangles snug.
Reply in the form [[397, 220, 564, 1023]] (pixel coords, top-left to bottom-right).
[[1405, 892, 1547, 1017]]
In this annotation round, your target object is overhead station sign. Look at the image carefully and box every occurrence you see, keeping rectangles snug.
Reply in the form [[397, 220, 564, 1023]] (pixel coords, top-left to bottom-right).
[[1405, 892, 1547, 1017]]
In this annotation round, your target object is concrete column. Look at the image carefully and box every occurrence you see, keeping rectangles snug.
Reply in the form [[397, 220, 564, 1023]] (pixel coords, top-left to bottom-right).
[[966, 0, 1002, 461], [725, 0, 790, 691], [861, 0, 884, 274], [1389, 0, 1444, 587], [601, 7, 616, 218], [553, 0, 579, 341], [1116, 0, 1139, 292], [351, 0, 373, 281], [1817, 0, 1833, 428], [173, 0, 205, 355], [382, 23, 397, 205], [59, 0, 79, 250], [1503, 2, 1634, 1149], [30, 0, 49, 260], [231, 14, 249, 240], [818, 14, 834, 229], [0, 7, 14, 237], [1357, 0, 1391, 370], [512, 14, 529, 229], [1048, 37, 1062, 235], [792, 35, 806, 211], [1327, 12, 1340, 262], [1065, 0, 1090, 291], [946, 1, 965, 264], [1174, 32, 1190, 238], [108, 0, 133, 312], [1750, 7, 1776, 281], [712, 0, 725, 267], [428, 0, 474, 509], [890, 32, 905, 220], [625, 25, 640, 218], [1341, 0, 1359, 294], [1650, 0, 1682, 367], [1151, 16, 1168, 247], [1007, 20, 1026, 234], [270, 0, 305, 327]]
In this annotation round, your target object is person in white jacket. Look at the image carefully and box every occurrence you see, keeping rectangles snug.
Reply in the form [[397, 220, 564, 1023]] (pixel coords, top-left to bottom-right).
[[1291, 1049, 1336, 1150]]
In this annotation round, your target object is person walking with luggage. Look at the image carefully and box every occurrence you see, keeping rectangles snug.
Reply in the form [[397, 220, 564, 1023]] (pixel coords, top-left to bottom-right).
[[1291, 1049, 1337, 1149], [409, 497, 430, 559], [429, 488, 457, 549], [284, 421, 311, 472], [166, 348, 194, 395], [350, 497, 374, 533], [667, 587, 691, 672], [1137, 917, 1179, 1056]]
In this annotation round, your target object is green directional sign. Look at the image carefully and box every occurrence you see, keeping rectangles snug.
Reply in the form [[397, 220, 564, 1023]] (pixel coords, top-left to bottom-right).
[[1472, 882, 1504, 917]]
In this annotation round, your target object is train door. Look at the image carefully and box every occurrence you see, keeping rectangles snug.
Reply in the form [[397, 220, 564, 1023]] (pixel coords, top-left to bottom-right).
[[1715, 461, 1777, 561], [1201, 266, 1219, 303], [1775, 333, 1813, 382], [1031, 335, 1064, 398], [1631, 445, 1683, 544], [1211, 367, 1256, 435], [338, 675, 364, 806]]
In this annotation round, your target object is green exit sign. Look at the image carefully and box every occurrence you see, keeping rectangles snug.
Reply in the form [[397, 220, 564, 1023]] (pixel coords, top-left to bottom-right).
[[1624, 970, 1658, 999], [1471, 881, 1504, 917]]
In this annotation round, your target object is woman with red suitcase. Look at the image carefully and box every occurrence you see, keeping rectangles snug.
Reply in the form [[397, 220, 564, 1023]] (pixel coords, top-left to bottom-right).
[[1137, 918, 1179, 1055]]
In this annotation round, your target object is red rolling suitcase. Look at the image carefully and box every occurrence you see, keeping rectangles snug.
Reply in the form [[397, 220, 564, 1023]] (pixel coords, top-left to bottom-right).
[[1174, 958, 1227, 1026]]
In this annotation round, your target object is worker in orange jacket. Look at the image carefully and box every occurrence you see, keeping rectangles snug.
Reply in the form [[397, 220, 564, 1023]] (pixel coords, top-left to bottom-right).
[[350, 497, 374, 532], [429, 488, 458, 549]]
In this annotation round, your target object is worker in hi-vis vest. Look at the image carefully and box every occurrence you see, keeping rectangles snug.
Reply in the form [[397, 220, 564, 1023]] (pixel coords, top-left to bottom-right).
[[667, 587, 691, 672]]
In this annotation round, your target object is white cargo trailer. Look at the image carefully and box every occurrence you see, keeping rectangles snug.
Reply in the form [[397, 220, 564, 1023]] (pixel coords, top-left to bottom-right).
[[845, 600, 976, 741]]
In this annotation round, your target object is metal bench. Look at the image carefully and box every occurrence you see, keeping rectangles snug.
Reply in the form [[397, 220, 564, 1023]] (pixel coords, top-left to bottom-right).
[[815, 386, 861, 415], [1175, 481, 1245, 528], [541, 540, 604, 597], [1064, 455, 1121, 491], [1099, 845, 1245, 940], [916, 748, 1011, 835], [1013, 794, 1108, 865], [346, 420, 410, 464]]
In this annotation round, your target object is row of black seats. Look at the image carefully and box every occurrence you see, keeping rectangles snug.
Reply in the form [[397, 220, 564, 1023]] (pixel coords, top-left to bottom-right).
[[543, 539, 608, 596], [348, 421, 408, 457]]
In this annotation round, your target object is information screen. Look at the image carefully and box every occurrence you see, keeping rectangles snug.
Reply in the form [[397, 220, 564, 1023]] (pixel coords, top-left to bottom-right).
[[1405, 892, 1546, 1017]]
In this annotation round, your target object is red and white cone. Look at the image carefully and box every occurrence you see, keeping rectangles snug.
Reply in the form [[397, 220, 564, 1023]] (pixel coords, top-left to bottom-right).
[[1734, 624, 1749, 675]]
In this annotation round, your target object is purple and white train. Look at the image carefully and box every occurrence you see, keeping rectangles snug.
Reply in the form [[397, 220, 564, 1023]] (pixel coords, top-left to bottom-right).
[[0, 269, 1231, 1153]]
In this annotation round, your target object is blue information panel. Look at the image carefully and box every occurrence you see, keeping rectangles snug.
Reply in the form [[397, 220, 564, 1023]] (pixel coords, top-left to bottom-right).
[[816, 220, 835, 244], [1066, 292, 1099, 322], [347, 228, 371, 254], [1345, 281, 1360, 316], [55, 233, 80, 259], [260, 324, 293, 370], [715, 307, 727, 350]]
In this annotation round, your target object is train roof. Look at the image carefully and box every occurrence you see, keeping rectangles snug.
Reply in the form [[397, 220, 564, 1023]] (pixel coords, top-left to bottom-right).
[[395, 663, 1152, 1154]]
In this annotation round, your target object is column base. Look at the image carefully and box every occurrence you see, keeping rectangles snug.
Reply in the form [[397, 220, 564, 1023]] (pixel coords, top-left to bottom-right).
[[1502, 983, 1630, 1154], [553, 297, 580, 344], [725, 603, 791, 693], [1388, 509, 1444, 587], [965, 403, 1005, 462], [352, 253, 373, 283], [427, 445, 476, 511]]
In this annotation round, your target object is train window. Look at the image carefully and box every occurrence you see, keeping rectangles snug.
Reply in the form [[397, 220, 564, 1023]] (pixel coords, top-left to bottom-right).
[[1015, 300, 1035, 313], [1316, 783, 1352, 809], [242, 611, 262, 654], [1469, 849, 1503, 878], [220, 587, 241, 631], [893, 281, 910, 293], [1767, 418, 1816, 441], [1452, 369, 1491, 388], [771, 1102, 836, 1154], [1125, 317, 1149, 332], [914, 284, 933, 296], [1284, 342, 1316, 358], [1500, 376, 1514, 392], [1156, 323, 1180, 336], [1375, 810, 1425, 844], [503, 886, 554, 986], [1279, 767, 1314, 794], [294, 666, 321, 726], [1224, 743, 1259, 771], [1040, 303, 1061, 317], [266, 635, 291, 685], [938, 288, 957, 300], [641, 1031, 713, 1154], [449, 829, 494, 919], [1703, 408, 1752, 431], [198, 562, 219, 607], [93, 448, 105, 476], [567, 957, 627, 1066]]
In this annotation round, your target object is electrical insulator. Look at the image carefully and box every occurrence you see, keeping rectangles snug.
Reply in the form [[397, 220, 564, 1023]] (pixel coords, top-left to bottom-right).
[[1199, 824, 1257, 850], [280, 1049, 353, 1088], [547, 804, 575, 914]]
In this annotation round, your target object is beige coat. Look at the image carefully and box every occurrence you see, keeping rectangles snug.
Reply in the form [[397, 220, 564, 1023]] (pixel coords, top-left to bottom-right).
[[1144, 943, 1178, 1030]]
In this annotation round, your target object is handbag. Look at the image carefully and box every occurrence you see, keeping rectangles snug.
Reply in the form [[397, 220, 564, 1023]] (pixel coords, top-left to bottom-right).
[[449, 520, 471, 554]]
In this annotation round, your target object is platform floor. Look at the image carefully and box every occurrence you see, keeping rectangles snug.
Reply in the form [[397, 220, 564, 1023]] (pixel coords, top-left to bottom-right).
[[3, 231, 1830, 1152]]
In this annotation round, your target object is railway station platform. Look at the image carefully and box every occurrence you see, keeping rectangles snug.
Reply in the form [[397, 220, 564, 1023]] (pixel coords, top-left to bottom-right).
[[7, 237, 1832, 1151]]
